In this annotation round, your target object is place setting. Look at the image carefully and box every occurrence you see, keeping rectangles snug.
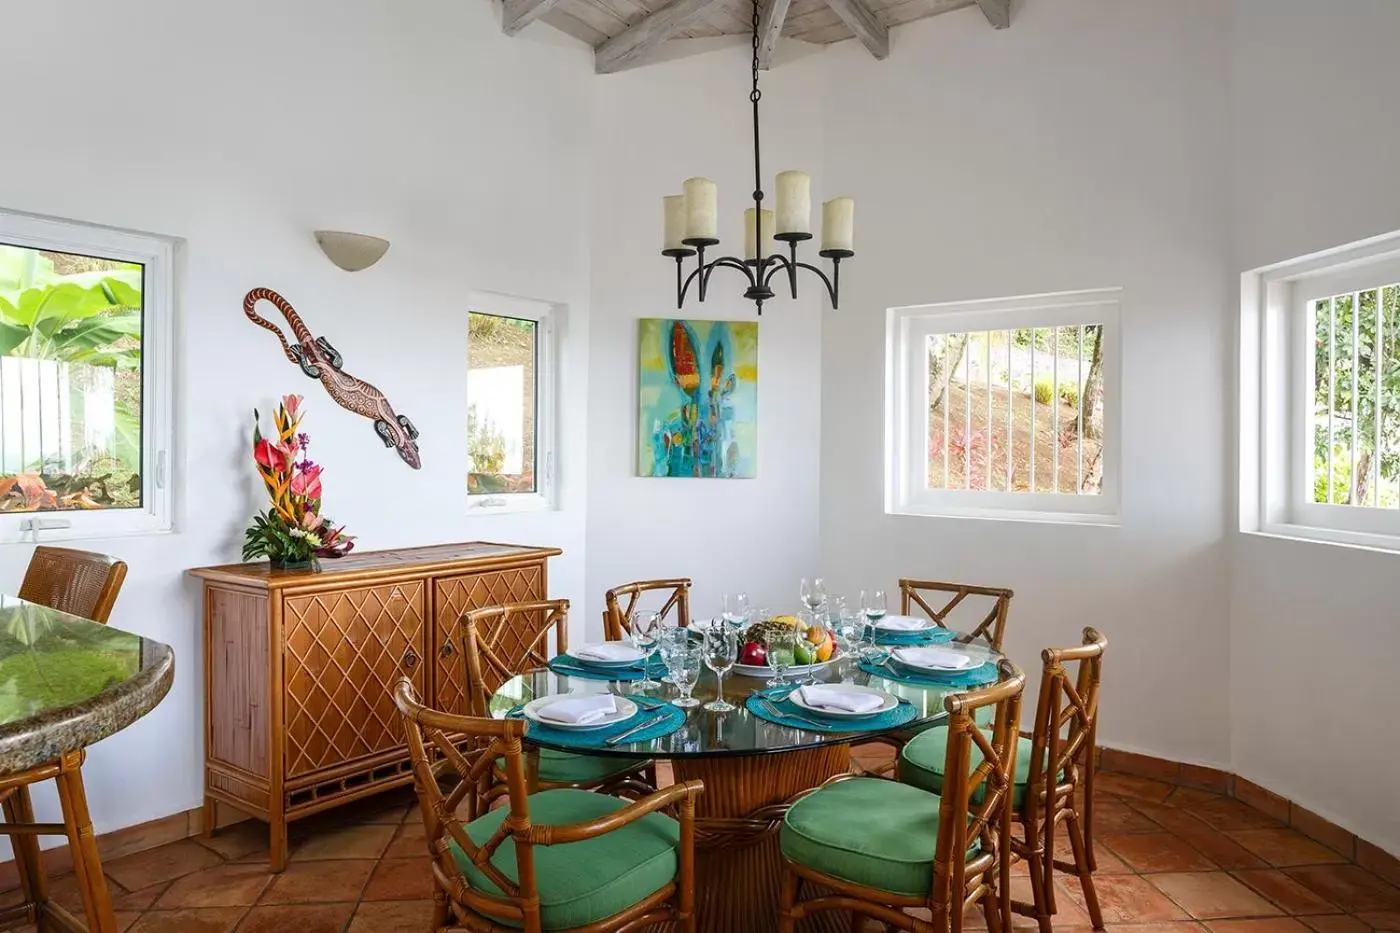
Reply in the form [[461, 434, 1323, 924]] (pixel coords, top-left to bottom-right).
[[744, 682, 918, 733], [857, 642, 1001, 689], [506, 690, 688, 748]]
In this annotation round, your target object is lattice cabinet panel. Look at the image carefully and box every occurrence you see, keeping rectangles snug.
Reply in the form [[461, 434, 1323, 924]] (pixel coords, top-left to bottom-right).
[[283, 582, 426, 777], [433, 565, 545, 716]]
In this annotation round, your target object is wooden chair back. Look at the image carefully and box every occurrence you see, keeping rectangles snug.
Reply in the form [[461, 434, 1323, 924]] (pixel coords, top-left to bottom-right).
[[932, 660, 1025, 929], [461, 599, 569, 718], [899, 579, 1014, 650], [18, 546, 127, 624], [602, 579, 691, 641], [393, 677, 541, 929], [1023, 627, 1107, 828]]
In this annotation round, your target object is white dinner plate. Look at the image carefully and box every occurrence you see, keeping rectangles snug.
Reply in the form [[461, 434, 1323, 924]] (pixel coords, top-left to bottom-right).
[[875, 614, 937, 632], [566, 643, 646, 668], [732, 651, 841, 680], [891, 647, 980, 672], [522, 694, 638, 731], [788, 684, 897, 719]]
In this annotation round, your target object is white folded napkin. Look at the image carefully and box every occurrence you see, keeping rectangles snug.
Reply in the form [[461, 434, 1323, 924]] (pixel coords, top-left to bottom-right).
[[539, 694, 618, 724], [797, 686, 885, 714], [893, 647, 978, 671], [572, 643, 644, 662], [876, 615, 931, 631]]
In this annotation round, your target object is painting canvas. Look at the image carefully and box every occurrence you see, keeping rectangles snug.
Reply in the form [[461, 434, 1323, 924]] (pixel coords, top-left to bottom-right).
[[638, 318, 757, 478]]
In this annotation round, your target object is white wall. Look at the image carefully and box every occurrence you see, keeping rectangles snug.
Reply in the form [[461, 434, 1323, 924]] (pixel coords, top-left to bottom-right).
[[1229, 0, 1400, 856], [584, 46, 826, 630], [0, 0, 596, 842], [817, 0, 1234, 766]]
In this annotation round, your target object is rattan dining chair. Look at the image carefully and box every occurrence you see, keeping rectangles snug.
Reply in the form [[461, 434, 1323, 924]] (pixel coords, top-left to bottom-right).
[[462, 600, 656, 801], [602, 578, 691, 641], [393, 678, 704, 932], [899, 579, 1014, 651], [777, 660, 1026, 933], [4, 546, 128, 933], [897, 628, 1108, 933]]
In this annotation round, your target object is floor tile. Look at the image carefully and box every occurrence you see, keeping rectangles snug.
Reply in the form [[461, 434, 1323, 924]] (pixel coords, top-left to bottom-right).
[[47, 873, 168, 914], [1298, 916, 1370, 933], [1101, 925, 1209, 933], [1174, 832, 1271, 871], [361, 859, 434, 902], [382, 821, 427, 861], [1164, 787, 1228, 809], [1096, 773, 1177, 805], [153, 863, 272, 909], [126, 907, 246, 933], [1137, 804, 1215, 837], [1354, 913, 1400, 931], [104, 840, 226, 893], [1147, 872, 1282, 920], [234, 902, 356, 933], [346, 899, 435, 933], [1103, 833, 1218, 873], [1228, 830, 1348, 868], [196, 822, 272, 863], [1204, 921, 1310, 933], [259, 858, 376, 905], [1190, 800, 1283, 833], [1284, 865, 1400, 912], [1059, 875, 1191, 923], [1093, 798, 1168, 835], [290, 823, 396, 862], [1231, 869, 1339, 914]]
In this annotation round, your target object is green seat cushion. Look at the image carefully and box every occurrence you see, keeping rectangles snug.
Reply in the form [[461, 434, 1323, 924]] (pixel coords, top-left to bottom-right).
[[496, 749, 651, 786], [451, 787, 679, 930], [780, 778, 975, 898], [898, 725, 1044, 808]]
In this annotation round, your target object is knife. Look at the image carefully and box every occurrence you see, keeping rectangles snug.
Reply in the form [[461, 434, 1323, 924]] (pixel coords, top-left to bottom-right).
[[605, 712, 667, 747]]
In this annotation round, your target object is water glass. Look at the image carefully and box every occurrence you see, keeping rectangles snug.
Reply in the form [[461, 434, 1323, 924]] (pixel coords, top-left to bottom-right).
[[702, 626, 738, 713], [629, 609, 662, 690], [835, 608, 863, 656], [657, 627, 691, 685], [667, 644, 703, 708], [721, 592, 751, 632], [765, 628, 797, 687], [800, 577, 827, 617], [860, 589, 888, 627]]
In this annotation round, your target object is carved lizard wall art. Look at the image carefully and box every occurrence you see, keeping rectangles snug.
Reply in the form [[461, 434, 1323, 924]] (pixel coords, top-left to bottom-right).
[[243, 288, 422, 469]]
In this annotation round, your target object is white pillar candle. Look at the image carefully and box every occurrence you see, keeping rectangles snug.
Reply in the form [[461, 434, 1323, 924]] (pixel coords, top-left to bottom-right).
[[683, 177, 718, 241], [744, 208, 775, 260], [774, 171, 811, 235], [663, 195, 686, 250], [821, 197, 855, 252]]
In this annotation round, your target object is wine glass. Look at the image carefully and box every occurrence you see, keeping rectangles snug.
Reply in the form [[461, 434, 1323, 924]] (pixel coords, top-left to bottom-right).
[[667, 644, 703, 708], [800, 577, 827, 618], [656, 627, 691, 685], [629, 610, 662, 690], [860, 589, 888, 630], [766, 628, 797, 688], [721, 592, 751, 632], [702, 626, 738, 713]]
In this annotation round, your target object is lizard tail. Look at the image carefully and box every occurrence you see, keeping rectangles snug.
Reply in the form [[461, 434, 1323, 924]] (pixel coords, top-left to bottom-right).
[[243, 288, 299, 365]]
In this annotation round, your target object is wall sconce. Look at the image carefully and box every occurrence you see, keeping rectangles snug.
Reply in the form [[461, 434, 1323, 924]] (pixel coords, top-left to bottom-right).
[[313, 230, 390, 272]]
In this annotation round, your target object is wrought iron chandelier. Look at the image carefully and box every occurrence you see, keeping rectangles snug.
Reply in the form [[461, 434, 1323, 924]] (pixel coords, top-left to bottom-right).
[[660, 0, 855, 315]]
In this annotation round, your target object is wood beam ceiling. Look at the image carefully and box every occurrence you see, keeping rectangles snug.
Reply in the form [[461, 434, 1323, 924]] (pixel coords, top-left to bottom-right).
[[501, 0, 565, 35], [594, 0, 726, 74], [823, 0, 888, 59], [975, 0, 1010, 30], [757, 0, 793, 70]]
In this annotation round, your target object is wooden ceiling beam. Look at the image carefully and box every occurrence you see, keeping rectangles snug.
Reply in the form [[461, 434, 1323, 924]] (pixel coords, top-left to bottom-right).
[[595, 0, 725, 73], [757, 0, 793, 70], [823, 0, 888, 59], [975, 0, 1010, 29], [501, 0, 565, 35]]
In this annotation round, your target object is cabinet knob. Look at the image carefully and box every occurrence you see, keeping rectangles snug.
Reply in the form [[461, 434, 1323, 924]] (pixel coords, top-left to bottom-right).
[[440, 641, 455, 659], [402, 647, 419, 672]]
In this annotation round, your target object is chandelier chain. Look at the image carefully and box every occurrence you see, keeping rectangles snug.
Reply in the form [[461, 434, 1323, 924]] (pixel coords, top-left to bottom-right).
[[750, 0, 761, 104]]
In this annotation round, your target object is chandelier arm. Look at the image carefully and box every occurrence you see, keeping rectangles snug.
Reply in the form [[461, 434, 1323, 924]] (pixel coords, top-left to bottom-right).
[[789, 260, 841, 310], [677, 261, 705, 308]]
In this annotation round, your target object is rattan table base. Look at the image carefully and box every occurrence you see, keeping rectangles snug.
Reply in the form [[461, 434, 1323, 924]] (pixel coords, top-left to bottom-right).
[[669, 744, 852, 933]]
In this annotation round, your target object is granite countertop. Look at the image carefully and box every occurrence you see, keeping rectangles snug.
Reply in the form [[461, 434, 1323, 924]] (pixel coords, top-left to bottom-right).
[[0, 595, 174, 774]]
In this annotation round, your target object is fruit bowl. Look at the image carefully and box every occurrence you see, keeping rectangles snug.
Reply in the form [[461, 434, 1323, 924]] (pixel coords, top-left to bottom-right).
[[731, 615, 841, 679], [732, 651, 842, 680]]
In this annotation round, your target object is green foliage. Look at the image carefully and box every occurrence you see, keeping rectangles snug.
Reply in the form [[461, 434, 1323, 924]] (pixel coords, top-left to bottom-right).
[[1059, 381, 1080, 409], [242, 508, 318, 563], [0, 245, 142, 368], [1033, 377, 1054, 405], [467, 404, 507, 474]]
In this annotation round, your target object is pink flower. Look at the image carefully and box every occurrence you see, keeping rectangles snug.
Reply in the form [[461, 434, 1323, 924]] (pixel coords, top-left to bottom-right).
[[301, 511, 324, 531], [289, 462, 323, 499], [254, 438, 287, 472], [282, 394, 304, 420]]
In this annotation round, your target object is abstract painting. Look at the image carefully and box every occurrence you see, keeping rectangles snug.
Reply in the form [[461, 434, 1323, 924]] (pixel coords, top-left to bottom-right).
[[638, 318, 757, 478]]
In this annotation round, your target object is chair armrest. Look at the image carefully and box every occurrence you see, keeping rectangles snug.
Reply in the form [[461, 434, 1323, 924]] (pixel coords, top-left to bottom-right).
[[519, 779, 704, 846]]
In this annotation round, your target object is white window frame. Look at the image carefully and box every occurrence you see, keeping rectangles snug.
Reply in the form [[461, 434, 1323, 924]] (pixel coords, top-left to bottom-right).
[[0, 209, 175, 543], [465, 291, 558, 514], [1241, 229, 1400, 552], [885, 288, 1122, 524]]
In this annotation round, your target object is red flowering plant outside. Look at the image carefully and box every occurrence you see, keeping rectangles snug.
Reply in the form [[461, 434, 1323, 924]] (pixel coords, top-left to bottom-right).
[[242, 394, 355, 565]]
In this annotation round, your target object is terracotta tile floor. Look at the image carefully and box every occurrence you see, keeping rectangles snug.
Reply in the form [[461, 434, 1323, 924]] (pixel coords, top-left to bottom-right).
[[1, 753, 1396, 932]]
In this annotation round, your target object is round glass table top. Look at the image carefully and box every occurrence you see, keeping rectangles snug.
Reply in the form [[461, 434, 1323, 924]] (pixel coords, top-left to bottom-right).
[[488, 646, 1003, 759]]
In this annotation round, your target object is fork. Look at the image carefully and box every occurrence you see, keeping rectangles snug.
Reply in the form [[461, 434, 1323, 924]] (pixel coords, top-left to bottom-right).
[[757, 695, 827, 730]]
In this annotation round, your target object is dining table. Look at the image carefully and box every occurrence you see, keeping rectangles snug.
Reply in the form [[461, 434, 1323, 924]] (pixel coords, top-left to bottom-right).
[[0, 594, 175, 933], [490, 635, 1003, 933]]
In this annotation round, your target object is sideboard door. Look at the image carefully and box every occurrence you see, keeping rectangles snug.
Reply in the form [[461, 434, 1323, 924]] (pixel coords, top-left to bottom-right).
[[432, 563, 546, 715], [282, 581, 427, 778]]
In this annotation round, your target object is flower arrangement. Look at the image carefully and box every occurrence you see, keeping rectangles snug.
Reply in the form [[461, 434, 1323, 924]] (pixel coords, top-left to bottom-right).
[[243, 394, 355, 568]]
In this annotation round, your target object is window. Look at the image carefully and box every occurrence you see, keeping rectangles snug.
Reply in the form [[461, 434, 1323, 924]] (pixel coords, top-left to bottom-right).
[[0, 210, 173, 540], [1242, 230, 1400, 550], [466, 294, 556, 511], [886, 288, 1120, 522]]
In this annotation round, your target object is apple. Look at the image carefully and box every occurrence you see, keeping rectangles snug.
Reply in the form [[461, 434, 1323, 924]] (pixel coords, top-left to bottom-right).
[[739, 641, 767, 665], [793, 642, 816, 665]]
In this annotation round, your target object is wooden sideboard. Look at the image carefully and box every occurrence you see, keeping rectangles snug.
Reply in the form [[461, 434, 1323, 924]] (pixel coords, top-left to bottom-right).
[[189, 541, 559, 870]]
